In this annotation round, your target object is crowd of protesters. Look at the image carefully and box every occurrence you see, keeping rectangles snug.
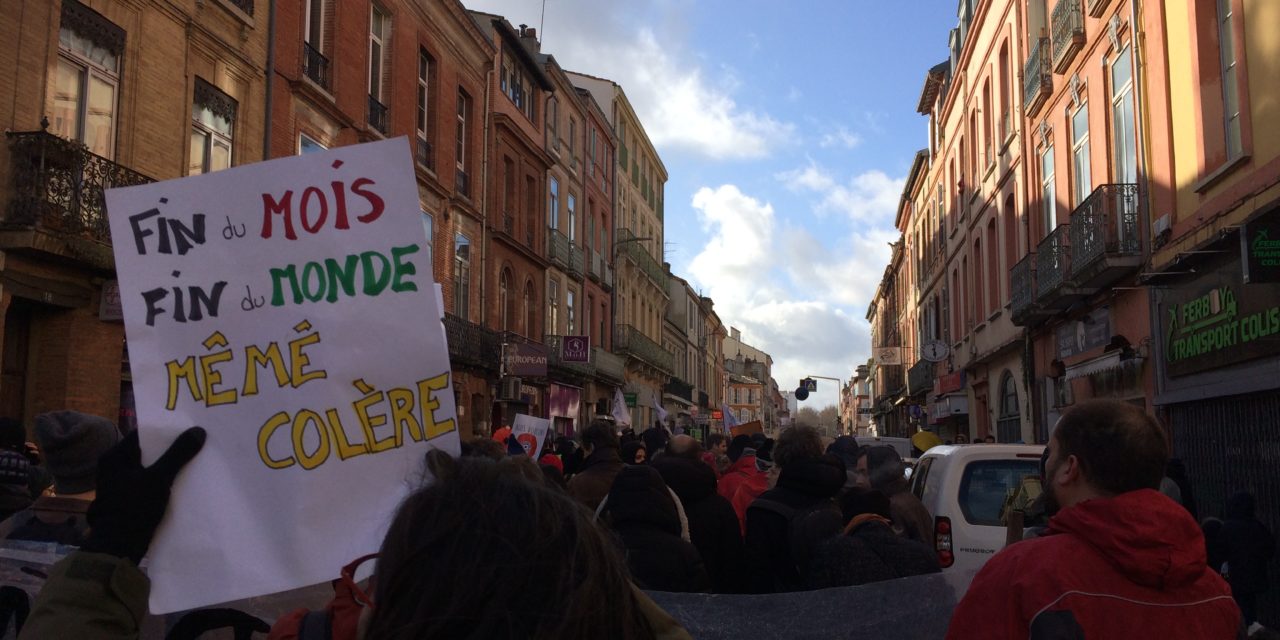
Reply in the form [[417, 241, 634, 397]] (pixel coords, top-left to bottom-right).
[[0, 400, 1271, 638]]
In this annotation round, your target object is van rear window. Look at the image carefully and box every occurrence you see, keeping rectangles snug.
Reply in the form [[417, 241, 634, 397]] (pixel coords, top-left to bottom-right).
[[958, 460, 1041, 526]]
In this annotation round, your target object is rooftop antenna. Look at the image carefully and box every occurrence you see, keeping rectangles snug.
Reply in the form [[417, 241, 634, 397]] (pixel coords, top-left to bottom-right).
[[539, 0, 546, 43]]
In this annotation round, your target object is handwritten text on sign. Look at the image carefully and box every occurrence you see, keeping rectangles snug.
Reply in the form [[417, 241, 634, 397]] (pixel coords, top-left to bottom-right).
[[106, 137, 459, 614]]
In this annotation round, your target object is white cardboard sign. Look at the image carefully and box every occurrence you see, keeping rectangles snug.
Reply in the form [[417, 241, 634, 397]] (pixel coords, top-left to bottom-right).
[[511, 414, 551, 458], [105, 137, 460, 613]]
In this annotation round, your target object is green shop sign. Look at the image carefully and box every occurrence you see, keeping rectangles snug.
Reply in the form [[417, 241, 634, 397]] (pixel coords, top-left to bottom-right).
[[1161, 254, 1280, 377], [1243, 206, 1280, 284]]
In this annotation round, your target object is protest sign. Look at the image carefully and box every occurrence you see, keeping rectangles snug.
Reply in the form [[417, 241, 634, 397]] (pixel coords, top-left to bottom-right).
[[105, 137, 460, 613], [511, 414, 551, 457]]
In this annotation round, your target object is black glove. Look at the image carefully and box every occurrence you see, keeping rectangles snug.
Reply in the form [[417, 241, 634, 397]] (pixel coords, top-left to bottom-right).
[[81, 427, 206, 564]]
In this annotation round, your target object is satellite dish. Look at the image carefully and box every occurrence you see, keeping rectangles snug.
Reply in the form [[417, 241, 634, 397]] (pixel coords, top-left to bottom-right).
[[795, 386, 809, 401]]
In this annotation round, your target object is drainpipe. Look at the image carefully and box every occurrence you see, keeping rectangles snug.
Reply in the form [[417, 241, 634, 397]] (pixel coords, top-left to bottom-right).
[[480, 67, 493, 329], [262, 0, 276, 161]]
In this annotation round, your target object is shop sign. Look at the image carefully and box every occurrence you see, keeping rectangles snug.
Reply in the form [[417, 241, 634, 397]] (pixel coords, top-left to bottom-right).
[[936, 371, 965, 395], [711, 410, 724, 419], [624, 392, 638, 407], [561, 335, 590, 362], [907, 360, 933, 395], [1055, 307, 1111, 359], [99, 280, 123, 321], [1242, 207, 1280, 284], [1160, 255, 1280, 377], [504, 342, 548, 377]]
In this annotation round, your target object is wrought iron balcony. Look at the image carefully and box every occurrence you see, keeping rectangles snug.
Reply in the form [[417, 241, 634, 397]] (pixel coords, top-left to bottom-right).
[[1051, 0, 1085, 73], [547, 229, 571, 269], [568, 243, 585, 277], [1069, 183, 1142, 289], [5, 129, 153, 251], [1024, 38, 1052, 117], [545, 335, 595, 379], [415, 136, 434, 170], [617, 228, 667, 289], [302, 42, 330, 90], [614, 323, 673, 374], [1034, 224, 1085, 310], [367, 95, 389, 135], [456, 168, 470, 198], [1010, 253, 1051, 327], [443, 313, 502, 372], [593, 346, 626, 384], [664, 377, 694, 403]]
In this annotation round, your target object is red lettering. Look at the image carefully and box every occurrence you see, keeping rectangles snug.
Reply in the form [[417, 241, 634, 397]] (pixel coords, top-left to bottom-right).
[[351, 178, 384, 224], [300, 186, 329, 234], [330, 181, 350, 229], [261, 191, 297, 240]]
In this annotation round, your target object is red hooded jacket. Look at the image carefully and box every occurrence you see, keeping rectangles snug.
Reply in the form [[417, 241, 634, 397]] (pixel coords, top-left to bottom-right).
[[947, 489, 1239, 640], [718, 455, 768, 534]]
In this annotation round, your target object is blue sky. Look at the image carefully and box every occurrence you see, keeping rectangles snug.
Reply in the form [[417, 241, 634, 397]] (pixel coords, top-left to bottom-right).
[[467, 0, 961, 409]]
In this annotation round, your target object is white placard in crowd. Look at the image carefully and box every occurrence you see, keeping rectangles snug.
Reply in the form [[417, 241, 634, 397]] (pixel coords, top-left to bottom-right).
[[105, 137, 460, 613], [511, 414, 551, 458]]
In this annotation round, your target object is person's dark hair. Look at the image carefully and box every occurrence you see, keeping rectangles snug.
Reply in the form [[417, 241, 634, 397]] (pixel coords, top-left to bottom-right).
[[460, 438, 505, 461], [581, 419, 620, 452], [368, 456, 656, 639], [621, 441, 647, 465], [863, 446, 907, 492], [1052, 399, 1168, 495], [707, 433, 727, 450], [839, 487, 893, 524], [0, 418, 25, 451], [749, 432, 768, 449], [726, 435, 753, 462], [772, 426, 824, 469]]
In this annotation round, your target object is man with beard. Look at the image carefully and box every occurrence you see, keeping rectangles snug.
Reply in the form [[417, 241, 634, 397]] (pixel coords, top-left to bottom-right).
[[947, 400, 1240, 639]]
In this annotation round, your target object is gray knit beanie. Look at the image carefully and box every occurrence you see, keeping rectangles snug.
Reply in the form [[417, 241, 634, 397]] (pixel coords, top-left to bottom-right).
[[34, 411, 120, 494]]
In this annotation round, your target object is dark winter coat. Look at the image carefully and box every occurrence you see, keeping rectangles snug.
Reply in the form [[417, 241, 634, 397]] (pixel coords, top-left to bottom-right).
[[567, 448, 624, 511], [1215, 492, 1276, 595], [0, 450, 34, 521], [601, 465, 710, 593], [0, 496, 91, 545], [743, 454, 846, 593], [886, 489, 934, 545], [652, 456, 745, 593], [805, 516, 941, 589]]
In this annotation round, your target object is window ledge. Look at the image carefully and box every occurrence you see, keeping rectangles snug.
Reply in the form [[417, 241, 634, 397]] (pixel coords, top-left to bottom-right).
[[983, 162, 996, 180], [975, 321, 988, 333], [987, 309, 1002, 322], [211, 0, 255, 27], [1194, 154, 1251, 194]]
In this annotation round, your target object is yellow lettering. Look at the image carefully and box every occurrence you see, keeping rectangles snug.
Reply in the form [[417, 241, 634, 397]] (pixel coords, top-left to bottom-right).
[[244, 342, 289, 397], [387, 387, 423, 445], [418, 373, 456, 440], [292, 409, 331, 470], [352, 381, 395, 453], [288, 324, 327, 387], [257, 412, 295, 469], [200, 349, 236, 407], [325, 408, 369, 460], [165, 356, 203, 410]]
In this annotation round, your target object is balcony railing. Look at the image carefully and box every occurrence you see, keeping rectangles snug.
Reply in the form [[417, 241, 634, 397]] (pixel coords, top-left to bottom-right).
[[5, 129, 154, 248], [1034, 225, 1074, 306], [547, 229, 571, 268], [1069, 183, 1142, 288], [1010, 253, 1048, 327], [617, 228, 667, 289], [545, 335, 595, 379], [664, 377, 694, 403], [568, 243, 585, 277], [614, 324, 673, 374], [302, 42, 330, 90], [367, 96, 389, 135], [415, 136, 433, 170], [593, 346, 626, 384], [443, 313, 502, 372], [1051, 0, 1085, 73], [602, 261, 614, 289], [456, 168, 470, 198], [1023, 38, 1052, 116]]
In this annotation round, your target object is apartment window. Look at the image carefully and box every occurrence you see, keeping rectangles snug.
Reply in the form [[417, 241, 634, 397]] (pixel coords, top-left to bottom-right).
[[1041, 145, 1057, 235], [1217, 0, 1241, 159], [548, 279, 559, 334], [547, 98, 559, 152], [986, 220, 999, 310], [523, 281, 535, 338], [189, 79, 236, 176], [368, 7, 389, 102], [499, 269, 512, 332], [972, 239, 984, 322], [586, 211, 595, 252], [304, 0, 325, 47], [1071, 103, 1091, 205], [1003, 194, 1018, 286], [548, 177, 559, 230], [420, 210, 433, 267], [962, 255, 970, 331], [586, 295, 595, 343], [53, 5, 122, 159], [1111, 47, 1138, 184], [567, 194, 576, 243], [298, 133, 326, 154], [501, 51, 535, 121], [456, 91, 469, 171], [951, 269, 960, 340], [998, 42, 1011, 139], [982, 80, 992, 166], [454, 234, 471, 320], [600, 302, 607, 348], [568, 118, 577, 166], [589, 129, 597, 178], [417, 50, 431, 141], [567, 289, 576, 334]]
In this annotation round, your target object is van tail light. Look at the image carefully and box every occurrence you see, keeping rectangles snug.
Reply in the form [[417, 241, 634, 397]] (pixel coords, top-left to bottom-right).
[[935, 516, 954, 568]]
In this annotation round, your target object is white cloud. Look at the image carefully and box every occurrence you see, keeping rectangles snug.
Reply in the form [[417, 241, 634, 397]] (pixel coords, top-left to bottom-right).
[[779, 163, 905, 223], [819, 126, 862, 149], [464, 0, 792, 160]]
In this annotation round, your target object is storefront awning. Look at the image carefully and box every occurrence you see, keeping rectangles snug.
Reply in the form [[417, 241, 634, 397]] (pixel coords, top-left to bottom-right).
[[1065, 352, 1144, 380]]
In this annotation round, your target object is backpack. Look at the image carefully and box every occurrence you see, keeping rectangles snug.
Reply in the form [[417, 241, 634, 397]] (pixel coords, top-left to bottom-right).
[[267, 554, 377, 640], [750, 497, 843, 586]]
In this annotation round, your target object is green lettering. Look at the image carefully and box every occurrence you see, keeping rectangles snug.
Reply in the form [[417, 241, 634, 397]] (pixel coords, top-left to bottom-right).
[[360, 250, 392, 295], [324, 255, 360, 303], [390, 244, 420, 293], [301, 261, 326, 302], [269, 265, 302, 307]]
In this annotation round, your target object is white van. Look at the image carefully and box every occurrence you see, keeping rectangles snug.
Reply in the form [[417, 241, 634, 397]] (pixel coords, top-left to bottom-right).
[[909, 444, 1045, 575]]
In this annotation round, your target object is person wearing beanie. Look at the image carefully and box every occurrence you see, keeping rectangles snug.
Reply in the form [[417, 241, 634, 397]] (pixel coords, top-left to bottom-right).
[[0, 411, 120, 545]]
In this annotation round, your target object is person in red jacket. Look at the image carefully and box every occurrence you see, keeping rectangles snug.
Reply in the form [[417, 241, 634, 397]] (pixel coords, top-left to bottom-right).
[[718, 435, 768, 533], [947, 400, 1240, 640]]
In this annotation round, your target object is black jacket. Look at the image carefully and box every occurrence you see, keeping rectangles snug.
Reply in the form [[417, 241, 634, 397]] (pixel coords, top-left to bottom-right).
[[743, 454, 846, 593], [1215, 493, 1276, 595], [602, 465, 710, 593], [567, 448, 624, 511], [652, 456, 745, 593], [805, 517, 941, 589]]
